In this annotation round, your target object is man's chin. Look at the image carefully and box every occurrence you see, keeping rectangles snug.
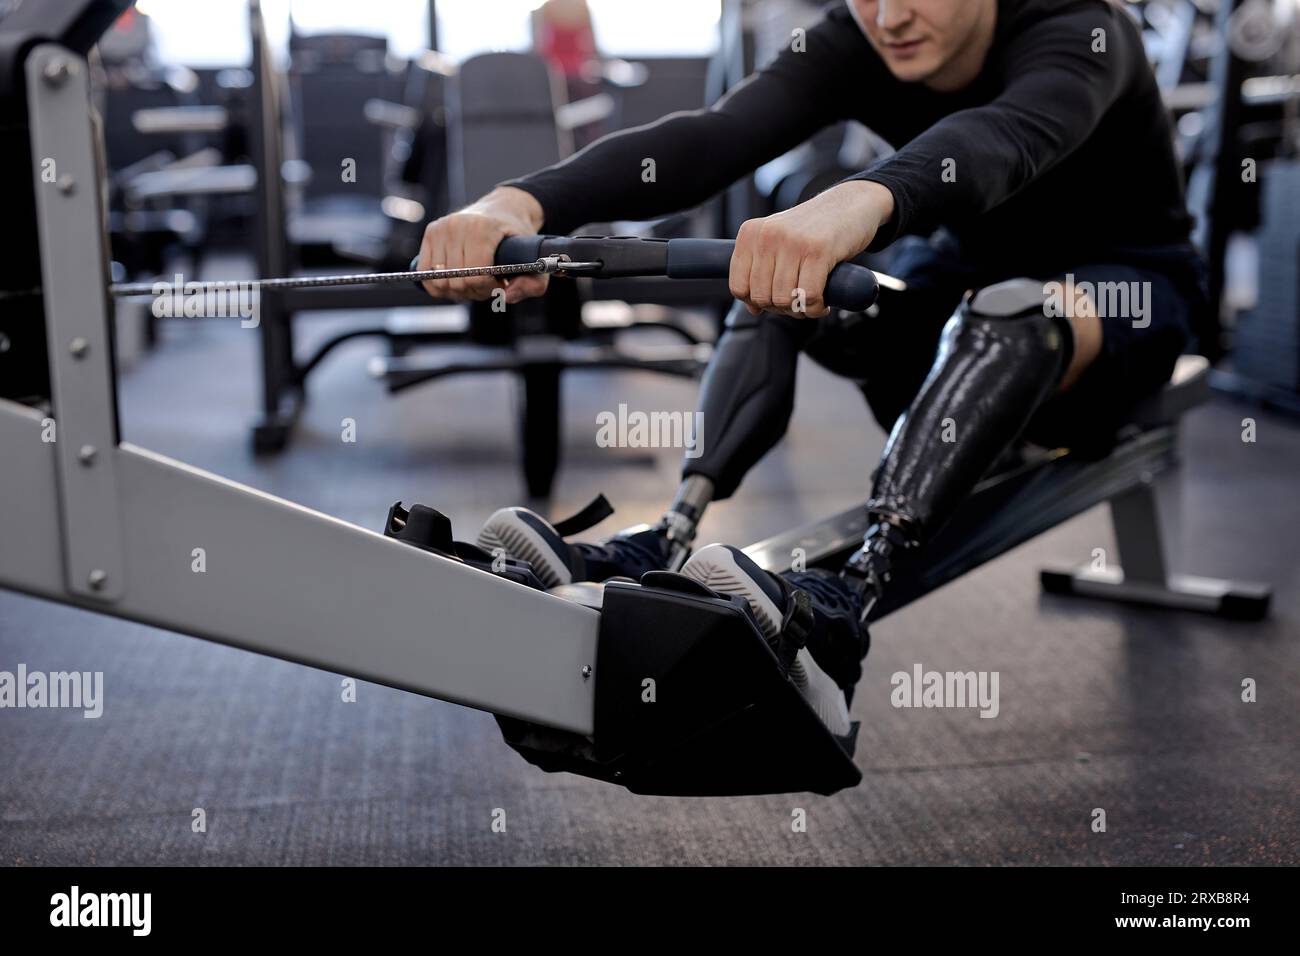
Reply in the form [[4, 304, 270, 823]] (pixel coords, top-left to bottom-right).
[[882, 57, 939, 83]]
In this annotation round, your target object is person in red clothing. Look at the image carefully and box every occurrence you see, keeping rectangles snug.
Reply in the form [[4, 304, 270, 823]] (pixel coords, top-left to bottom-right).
[[534, 0, 603, 145], [535, 0, 597, 80]]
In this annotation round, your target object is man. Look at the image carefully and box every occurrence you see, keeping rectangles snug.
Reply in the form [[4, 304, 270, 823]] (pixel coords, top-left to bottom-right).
[[417, 0, 1201, 739]]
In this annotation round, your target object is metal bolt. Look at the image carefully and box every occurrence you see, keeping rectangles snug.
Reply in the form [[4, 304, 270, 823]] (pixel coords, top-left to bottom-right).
[[43, 58, 71, 86], [69, 337, 89, 358], [78, 444, 97, 466], [88, 569, 108, 591], [57, 175, 76, 195], [581, 665, 593, 680]]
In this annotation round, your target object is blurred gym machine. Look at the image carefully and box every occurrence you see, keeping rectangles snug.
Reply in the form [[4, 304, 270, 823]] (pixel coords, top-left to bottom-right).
[[284, 28, 397, 263], [245, 0, 440, 455], [1198, 0, 1300, 414], [333, 48, 457, 271], [1140, 0, 1300, 413], [97, 7, 258, 349], [367, 48, 721, 499], [250, 1, 734, 499]]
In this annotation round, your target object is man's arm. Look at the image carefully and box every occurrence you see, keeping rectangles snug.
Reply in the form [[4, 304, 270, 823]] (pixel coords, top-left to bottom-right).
[[848, 3, 1136, 248], [502, 10, 866, 234]]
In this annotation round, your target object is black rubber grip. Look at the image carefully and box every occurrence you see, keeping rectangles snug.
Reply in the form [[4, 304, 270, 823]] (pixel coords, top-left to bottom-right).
[[666, 238, 878, 312], [415, 236, 880, 312], [495, 235, 545, 264]]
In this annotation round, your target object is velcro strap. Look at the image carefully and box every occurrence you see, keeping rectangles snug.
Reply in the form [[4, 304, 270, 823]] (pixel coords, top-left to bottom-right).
[[775, 586, 814, 672], [551, 494, 615, 537]]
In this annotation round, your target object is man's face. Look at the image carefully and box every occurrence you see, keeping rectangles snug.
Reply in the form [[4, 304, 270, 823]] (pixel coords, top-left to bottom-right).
[[847, 0, 992, 84]]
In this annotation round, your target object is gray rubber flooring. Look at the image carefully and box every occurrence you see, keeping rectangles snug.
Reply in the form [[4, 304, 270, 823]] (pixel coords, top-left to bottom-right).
[[2, 305, 1297, 865]]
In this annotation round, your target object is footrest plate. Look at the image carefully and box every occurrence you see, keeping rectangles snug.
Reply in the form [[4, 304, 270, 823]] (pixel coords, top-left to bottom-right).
[[498, 581, 862, 797]]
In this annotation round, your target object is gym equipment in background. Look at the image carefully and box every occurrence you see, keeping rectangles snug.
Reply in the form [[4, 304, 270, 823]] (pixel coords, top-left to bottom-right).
[[97, 6, 260, 349], [1225, 160, 1300, 412], [251, 36, 728, 498], [1147, 0, 1300, 415]]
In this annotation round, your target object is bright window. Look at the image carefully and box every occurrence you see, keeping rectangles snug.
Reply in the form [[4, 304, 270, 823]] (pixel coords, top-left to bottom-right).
[[130, 0, 720, 67], [436, 0, 721, 61]]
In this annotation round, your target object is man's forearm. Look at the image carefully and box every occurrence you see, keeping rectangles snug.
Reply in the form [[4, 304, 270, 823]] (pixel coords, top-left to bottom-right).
[[501, 7, 848, 234], [501, 109, 758, 234]]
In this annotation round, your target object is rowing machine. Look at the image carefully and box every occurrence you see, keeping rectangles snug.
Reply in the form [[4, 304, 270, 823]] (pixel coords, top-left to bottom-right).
[[0, 11, 880, 795]]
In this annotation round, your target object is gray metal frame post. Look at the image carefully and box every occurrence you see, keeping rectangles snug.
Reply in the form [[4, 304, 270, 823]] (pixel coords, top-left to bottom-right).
[[1108, 480, 1171, 586], [1045, 472, 1270, 616], [248, 0, 301, 451], [29, 50, 127, 603]]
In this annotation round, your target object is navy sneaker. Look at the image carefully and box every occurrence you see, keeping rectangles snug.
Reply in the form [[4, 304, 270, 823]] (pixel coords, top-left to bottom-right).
[[680, 543, 866, 736], [477, 506, 671, 588], [784, 565, 871, 705]]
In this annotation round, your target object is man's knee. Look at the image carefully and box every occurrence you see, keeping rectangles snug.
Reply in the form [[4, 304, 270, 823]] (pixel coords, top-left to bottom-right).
[[867, 279, 1075, 539], [946, 278, 1075, 376]]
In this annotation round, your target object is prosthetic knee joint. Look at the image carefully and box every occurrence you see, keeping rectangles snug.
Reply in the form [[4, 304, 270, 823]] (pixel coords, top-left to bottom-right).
[[843, 279, 1076, 619]]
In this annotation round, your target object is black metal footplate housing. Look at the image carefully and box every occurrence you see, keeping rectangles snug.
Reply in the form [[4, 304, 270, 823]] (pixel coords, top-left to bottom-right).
[[383, 501, 861, 796], [497, 577, 862, 797]]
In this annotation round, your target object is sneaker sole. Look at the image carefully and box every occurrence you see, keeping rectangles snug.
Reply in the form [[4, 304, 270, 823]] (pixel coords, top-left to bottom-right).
[[789, 648, 852, 738], [682, 545, 852, 737], [477, 512, 571, 589]]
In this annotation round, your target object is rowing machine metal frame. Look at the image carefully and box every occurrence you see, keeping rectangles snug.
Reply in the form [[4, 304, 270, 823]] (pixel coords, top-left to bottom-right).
[[0, 39, 863, 795], [2, 42, 600, 736]]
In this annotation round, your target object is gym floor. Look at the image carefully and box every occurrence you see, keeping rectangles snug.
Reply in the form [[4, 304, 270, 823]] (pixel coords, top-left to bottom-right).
[[2, 300, 1297, 866]]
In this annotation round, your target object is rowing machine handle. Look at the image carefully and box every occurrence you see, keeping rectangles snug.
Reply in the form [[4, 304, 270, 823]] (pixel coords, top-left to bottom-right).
[[494, 235, 880, 313], [669, 238, 878, 313]]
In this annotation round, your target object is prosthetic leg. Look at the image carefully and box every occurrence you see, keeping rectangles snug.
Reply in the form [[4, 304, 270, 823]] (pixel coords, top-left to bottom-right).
[[657, 305, 814, 568], [655, 280, 1072, 596], [613, 279, 1070, 717], [841, 279, 1074, 618]]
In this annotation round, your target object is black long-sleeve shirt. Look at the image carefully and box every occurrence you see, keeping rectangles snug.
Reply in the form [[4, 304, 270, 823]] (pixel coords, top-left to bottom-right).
[[505, 0, 1196, 282]]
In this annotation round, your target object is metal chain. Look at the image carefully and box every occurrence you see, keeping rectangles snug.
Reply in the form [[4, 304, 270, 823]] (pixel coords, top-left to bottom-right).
[[108, 256, 601, 297]]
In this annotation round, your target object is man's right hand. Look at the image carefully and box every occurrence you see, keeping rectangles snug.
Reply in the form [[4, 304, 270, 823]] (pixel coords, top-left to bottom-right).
[[417, 187, 548, 304]]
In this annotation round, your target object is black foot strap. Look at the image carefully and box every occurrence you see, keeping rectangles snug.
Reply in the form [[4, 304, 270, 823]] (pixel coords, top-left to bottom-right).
[[552, 494, 616, 537], [774, 579, 815, 673]]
